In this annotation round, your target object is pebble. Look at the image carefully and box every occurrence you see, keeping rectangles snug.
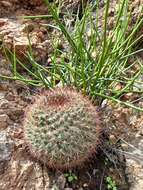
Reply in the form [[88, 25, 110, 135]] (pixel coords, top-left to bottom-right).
[[131, 180, 143, 190], [121, 143, 128, 149], [91, 51, 96, 58], [0, 82, 9, 91], [0, 93, 5, 100], [0, 100, 9, 109], [83, 183, 88, 187], [138, 140, 143, 150], [1, 1, 12, 7], [109, 134, 116, 141], [22, 23, 34, 33], [7, 107, 24, 121], [56, 174, 66, 189], [5, 92, 15, 101], [0, 130, 12, 162], [0, 114, 9, 129], [0, 18, 7, 27], [135, 133, 141, 138]]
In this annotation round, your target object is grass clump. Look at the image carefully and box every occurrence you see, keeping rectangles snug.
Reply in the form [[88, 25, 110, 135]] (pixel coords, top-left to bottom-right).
[[0, 0, 143, 111]]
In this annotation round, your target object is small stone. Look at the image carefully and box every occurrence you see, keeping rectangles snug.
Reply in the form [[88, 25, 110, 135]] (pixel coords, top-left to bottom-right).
[[0, 114, 8, 122], [101, 99, 108, 108], [8, 107, 24, 121], [36, 31, 45, 41], [91, 51, 96, 58], [108, 8, 115, 16], [0, 114, 9, 129], [121, 143, 128, 149], [131, 180, 143, 190], [0, 100, 9, 109], [135, 133, 141, 138], [114, 84, 122, 91], [56, 174, 66, 189], [83, 183, 88, 187], [1, 1, 12, 7], [138, 140, 143, 151], [109, 134, 116, 141], [5, 92, 15, 101], [0, 18, 7, 27], [0, 82, 9, 91], [123, 93, 133, 100], [22, 24, 34, 33], [0, 93, 5, 100], [0, 130, 12, 162]]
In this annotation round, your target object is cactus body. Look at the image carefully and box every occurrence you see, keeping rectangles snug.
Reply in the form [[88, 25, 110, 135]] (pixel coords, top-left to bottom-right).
[[24, 87, 101, 170]]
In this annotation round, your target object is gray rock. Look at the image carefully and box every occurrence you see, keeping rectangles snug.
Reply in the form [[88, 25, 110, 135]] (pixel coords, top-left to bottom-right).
[[0, 131, 13, 174], [56, 174, 66, 190], [0, 131, 12, 162]]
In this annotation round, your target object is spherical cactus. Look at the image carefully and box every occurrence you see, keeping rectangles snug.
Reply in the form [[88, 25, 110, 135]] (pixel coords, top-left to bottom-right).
[[23, 87, 102, 170]]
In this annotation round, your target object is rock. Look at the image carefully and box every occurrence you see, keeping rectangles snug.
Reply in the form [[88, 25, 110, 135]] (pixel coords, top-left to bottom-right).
[[0, 93, 5, 100], [0, 81, 9, 91], [126, 155, 143, 190], [121, 143, 128, 149], [5, 92, 15, 101], [109, 134, 116, 142], [20, 0, 43, 6], [83, 183, 88, 187], [0, 114, 9, 129], [1, 1, 12, 7], [7, 106, 24, 121], [56, 174, 66, 189], [131, 179, 143, 190], [0, 131, 12, 161], [91, 51, 96, 59], [138, 140, 143, 151], [0, 0, 46, 17], [0, 131, 12, 174], [0, 154, 50, 189], [0, 18, 6, 27], [0, 99, 9, 109], [22, 23, 34, 33], [0, 18, 52, 70]]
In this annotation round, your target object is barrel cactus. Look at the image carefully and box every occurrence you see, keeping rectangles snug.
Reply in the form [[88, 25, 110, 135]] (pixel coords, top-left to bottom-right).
[[23, 87, 102, 170]]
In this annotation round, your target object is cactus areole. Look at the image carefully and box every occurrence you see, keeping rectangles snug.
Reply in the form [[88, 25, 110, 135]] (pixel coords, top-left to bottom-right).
[[23, 87, 102, 170]]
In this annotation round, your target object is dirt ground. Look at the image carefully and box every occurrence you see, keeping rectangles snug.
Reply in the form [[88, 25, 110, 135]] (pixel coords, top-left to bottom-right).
[[0, 0, 143, 190]]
